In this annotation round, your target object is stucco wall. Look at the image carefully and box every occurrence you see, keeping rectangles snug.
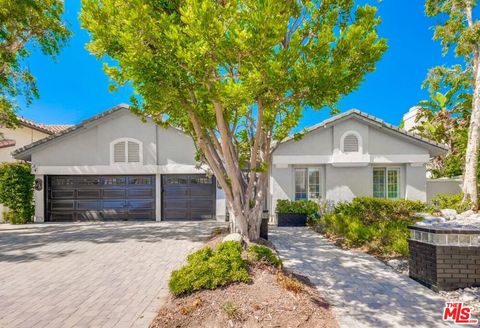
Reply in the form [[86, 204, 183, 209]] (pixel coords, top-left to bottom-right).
[[405, 164, 427, 201], [325, 164, 372, 202], [31, 110, 197, 167], [269, 115, 435, 214], [426, 178, 462, 203], [0, 126, 48, 163]]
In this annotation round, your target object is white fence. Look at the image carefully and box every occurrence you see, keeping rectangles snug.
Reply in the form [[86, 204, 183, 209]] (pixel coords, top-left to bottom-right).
[[426, 178, 462, 203]]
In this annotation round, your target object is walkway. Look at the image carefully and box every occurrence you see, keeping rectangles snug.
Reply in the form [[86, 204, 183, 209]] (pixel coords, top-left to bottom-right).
[[270, 227, 453, 328]]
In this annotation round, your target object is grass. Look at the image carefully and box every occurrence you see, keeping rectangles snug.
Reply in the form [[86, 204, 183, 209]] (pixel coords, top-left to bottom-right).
[[222, 300, 241, 320]]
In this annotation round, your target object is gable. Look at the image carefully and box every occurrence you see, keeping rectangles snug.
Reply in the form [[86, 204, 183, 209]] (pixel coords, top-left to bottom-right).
[[16, 107, 197, 167]]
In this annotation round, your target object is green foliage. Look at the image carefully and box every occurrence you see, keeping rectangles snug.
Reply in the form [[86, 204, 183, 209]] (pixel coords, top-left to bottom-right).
[[276, 199, 318, 220], [311, 197, 428, 257], [0, 163, 34, 224], [81, 0, 386, 237], [246, 244, 282, 268], [168, 241, 251, 296], [0, 0, 70, 126], [431, 193, 472, 213]]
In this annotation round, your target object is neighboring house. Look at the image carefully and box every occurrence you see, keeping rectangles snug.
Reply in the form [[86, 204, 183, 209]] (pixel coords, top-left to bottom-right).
[[13, 105, 446, 223], [13, 104, 226, 223], [0, 118, 71, 221], [269, 109, 448, 214]]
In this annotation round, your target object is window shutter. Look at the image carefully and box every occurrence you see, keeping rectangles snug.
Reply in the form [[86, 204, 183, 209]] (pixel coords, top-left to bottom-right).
[[113, 141, 126, 163], [127, 141, 140, 163], [343, 134, 359, 152]]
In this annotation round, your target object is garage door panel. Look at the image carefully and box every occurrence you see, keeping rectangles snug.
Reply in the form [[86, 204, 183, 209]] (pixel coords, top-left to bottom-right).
[[77, 189, 102, 198], [162, 174, 215, 220], [127, 189, 154, 198], [46, 175, 155, 222], [76, 200, 102, 210], [103, 189, 126, 198], [51, 190, 75, 199]]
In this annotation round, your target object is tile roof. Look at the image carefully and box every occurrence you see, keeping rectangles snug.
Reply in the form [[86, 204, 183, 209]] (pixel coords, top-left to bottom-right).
[[0, 139, 16, 149], [17, 117, 73, 135]]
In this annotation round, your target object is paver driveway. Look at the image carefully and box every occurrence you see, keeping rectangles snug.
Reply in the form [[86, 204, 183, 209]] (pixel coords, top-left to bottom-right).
[[271, 227, 453, 328], [0, 221, 225, 328]]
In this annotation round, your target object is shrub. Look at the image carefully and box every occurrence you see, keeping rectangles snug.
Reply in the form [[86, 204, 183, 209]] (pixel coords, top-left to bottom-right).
[[168, 241, 251, 296], [0, 163, 35, 224], [246, 244, 282, 268], [431, 193, 472, 213], [312, 197, 428, 257], [276, 199, 318, 220]]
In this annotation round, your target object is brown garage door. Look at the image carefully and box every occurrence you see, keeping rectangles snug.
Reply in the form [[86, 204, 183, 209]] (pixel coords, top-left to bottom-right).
[[162, 174, 216, 220], [46, 175, 155, 222]]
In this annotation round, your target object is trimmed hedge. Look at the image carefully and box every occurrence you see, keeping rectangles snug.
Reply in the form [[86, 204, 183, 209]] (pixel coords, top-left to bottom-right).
[[0, 163, 34, 224], [168, 241, 250, 296], [311, 197, 429, 257], [276, 199, 318, 220]]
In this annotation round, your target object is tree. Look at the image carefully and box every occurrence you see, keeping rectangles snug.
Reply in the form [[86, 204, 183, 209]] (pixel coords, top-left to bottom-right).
[[0, 0, 70, 128], [81, 0, 387, 240], [414, 65, 472, 177], [425, 0, 480, 208]]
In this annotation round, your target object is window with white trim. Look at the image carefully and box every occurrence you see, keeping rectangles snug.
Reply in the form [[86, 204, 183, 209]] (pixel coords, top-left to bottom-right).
[[111, 138, 142, 164], [295, 168, 320, 200], [373, 167, 400, 199], [343, 133, 359, 152]]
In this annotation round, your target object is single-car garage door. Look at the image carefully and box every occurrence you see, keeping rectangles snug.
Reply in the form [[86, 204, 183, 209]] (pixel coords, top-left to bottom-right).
[[162, 174, 216, 220], [46, 175, 155, 222]]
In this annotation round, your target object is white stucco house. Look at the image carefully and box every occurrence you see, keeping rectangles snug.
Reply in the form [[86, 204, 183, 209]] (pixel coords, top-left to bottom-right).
[[12, 104, 447, 223]]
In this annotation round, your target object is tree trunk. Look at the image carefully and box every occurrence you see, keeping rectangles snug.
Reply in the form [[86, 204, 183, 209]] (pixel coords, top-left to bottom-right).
[[463, 51, 480, 209]]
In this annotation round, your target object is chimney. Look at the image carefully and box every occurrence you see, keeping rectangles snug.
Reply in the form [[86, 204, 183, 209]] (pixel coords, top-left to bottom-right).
[[402, 106, 423, 132]]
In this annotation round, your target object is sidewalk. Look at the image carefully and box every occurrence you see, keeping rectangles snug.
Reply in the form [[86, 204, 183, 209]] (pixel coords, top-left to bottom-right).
[[270, 227, 454, 328]]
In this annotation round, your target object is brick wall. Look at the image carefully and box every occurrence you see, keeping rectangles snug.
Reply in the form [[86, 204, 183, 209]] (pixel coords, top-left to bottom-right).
[[409, 239, 480, 291]]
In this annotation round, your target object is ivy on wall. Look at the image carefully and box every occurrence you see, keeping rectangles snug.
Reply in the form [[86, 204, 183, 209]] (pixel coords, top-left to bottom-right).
[[0, 163, 34, 224]]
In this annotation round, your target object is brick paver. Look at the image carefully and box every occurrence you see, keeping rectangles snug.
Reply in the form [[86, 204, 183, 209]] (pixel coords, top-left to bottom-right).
[[271, 227, 454, 328], [0, 221, 225, 328]]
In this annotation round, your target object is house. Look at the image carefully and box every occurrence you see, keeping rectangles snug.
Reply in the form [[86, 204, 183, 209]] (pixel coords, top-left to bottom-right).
[[13, 105, 447, 223], [269, 109, 448, 213], [0, 118, 71, 221], [13, 104, 226, 223]]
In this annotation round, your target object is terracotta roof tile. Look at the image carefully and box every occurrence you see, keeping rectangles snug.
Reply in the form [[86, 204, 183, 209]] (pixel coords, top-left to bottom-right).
[[0, 139, 16, 149], [17, 117, 73, 135]]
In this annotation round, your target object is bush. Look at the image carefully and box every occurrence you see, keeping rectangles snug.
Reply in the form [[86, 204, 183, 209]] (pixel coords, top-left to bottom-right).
[[168, 241, 251, 296], [246, 244, 282, 268], [276, 199, 318, 220], [431, 193, 472, 213], [312, 197, 428, 257], [0, 163, 34, 224]]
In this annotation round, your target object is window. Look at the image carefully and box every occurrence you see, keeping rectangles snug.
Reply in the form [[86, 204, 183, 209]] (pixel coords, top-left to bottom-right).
[[373, 167, 400, 199], [295, 168, 320, 200], [111, 138, 142, 164]]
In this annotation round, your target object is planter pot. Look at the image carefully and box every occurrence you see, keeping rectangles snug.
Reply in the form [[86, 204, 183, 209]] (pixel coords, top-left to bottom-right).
[[277, 212, 307, 227]]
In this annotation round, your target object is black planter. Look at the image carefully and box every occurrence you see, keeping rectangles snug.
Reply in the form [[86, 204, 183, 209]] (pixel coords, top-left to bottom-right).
[[277, 212, 307, 227], [260, 217, 269, 240]]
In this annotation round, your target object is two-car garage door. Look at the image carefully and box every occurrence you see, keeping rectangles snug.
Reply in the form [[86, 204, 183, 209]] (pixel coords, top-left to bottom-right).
[[45, 174, 216, 222]]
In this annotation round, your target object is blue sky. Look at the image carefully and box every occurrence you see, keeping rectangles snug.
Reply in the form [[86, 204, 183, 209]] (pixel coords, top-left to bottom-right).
[[19, 0, 458, 128]]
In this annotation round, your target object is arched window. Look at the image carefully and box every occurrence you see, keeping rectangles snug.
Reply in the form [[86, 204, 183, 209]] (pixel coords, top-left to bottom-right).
[[340, 131, 362, 153], [110, 138, 143, 164]]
